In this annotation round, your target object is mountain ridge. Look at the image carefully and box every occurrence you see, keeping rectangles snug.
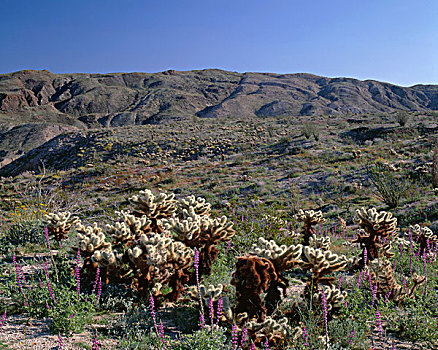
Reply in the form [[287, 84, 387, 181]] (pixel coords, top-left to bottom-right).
[[0, 68, 437, 169]]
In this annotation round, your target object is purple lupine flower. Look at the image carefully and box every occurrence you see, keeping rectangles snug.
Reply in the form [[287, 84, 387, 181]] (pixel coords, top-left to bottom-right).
[[375, 308, 383, 337], [75, 248, 81, 299], [400, 243, 403, 258], [338, 276, 343, 289], [393, 258, 397, 272], [356, 270, 363, 288], [91, 266, 100, 294], [409, 256, 413, 275], [13, 254, 28, 306], [371, 284, 377, 308], [225, 240, 232, 254], [149, 293, 159, 337], [194, 248, 204, 315], [44, 226, 50, 250], [384, 290, 391, 303], [302, 325, 309, 346], [44, 260, 56, 304], [91, 330, 101, 350], [250, 342, 256, 350], [208, 298, 214, 333], [348, 328, 355, 345], [403, 277, 408, 293], [95, 277, 102, 305], [263, 338, 270, 350], [240, 325, 248, 348], [58, 334, 63, 350], [158, 321, 167, 349], [199, 312, 205, 330], [363, 248, 368, 266], [231, 323, 238, 350], [216, 297, 223, 326], [321, 289, 328, 342]]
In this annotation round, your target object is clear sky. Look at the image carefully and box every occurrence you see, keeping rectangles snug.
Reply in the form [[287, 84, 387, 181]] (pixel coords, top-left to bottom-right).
[[1, 0, 437, 86]]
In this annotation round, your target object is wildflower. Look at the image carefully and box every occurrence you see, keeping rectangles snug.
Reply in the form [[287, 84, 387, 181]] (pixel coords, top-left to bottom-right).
[[250, 342, 256, 350], [348, 328, 355, 345], [240, 325, 248, 348], [375, 308, 383, 337], [371, 284, 377, 308], [95, 277, 102, 305], [302, 325, 309, 346], [231, 323, 238, 350], [199, 312, 205, 330], [338, 276, 343, 289], [216, 297, 223, 326], [393, 258, 397, 272], [363, 248, 367, 266], [263, 338, 270, 350], [321, 289, 328, 342], [58, 334, 63, 350], [91, 330, 101, 350], [149, 293, 159, 338], [13, 254, 28, 307], [356, 270, 363, 288], [44, 260, 56, 304], [75, 248, 81, 299], [91, 266, 100, 294], [194, 248, 204, 315]]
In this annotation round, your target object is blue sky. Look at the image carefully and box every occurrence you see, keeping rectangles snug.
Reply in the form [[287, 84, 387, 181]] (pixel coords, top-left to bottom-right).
[[1, 0, 437, 86]]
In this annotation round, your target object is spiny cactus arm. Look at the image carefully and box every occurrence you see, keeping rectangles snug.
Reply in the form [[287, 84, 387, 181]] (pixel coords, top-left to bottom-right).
[[161, 216, 202, 246], [309, 234, 331, 250], [178, 195, 211, 216], [116, 211, 152, 236], [313, 285, 347, 312], [249, 237, 302, 272], [294, 209, 326, 245], [128, 189, 177, 219], [44, 211, 80, 241]]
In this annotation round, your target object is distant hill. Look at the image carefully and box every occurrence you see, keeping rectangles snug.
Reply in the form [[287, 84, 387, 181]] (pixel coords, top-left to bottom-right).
[[0, 69, 437, 168]]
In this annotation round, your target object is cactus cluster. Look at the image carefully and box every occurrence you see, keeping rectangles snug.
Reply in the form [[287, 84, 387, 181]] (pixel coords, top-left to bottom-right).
[[352, 207, 398, 270], [294, 209, 327, 245], [70, 189, 235, 303], [44, 211, 80, 241]]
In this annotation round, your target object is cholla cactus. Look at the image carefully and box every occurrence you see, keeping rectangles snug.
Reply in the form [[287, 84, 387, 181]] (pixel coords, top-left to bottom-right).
[[249, 237, 302, 314], [231, 256, 278, 322], [45, 211, 80, 241], [367, 257, 425, 304], [309, 234, 331, 250], [300, 246, 347, 301], [249, 237, 302, 272], [294, 209, 327, 245], [409, 224, 438, 256], [312, 284, 347, 313], [76, 222, 114, 284], [352, 207, 398, 269], [128, 189, 177, 230], [246, 316, 291, 347], [72, 189, 233, 303], [187, 283, 223, 307], [161, 206, 235, 276], [178, 195, 211, 216]]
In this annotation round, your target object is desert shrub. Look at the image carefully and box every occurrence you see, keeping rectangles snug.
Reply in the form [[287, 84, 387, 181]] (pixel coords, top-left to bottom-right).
[[395, 112, 409, 127], [0, 219, 45, 247], [48, 286, 96, 334], [366, 162, 414, 208], [301, 122, 319, 140]]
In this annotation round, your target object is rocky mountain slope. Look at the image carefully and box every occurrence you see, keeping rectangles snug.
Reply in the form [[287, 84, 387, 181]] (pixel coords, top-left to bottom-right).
[[0, 69, 437, 168]]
